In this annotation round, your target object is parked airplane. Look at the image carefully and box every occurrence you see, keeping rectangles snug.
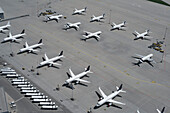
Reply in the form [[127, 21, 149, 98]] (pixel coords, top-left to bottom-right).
[[133, 30, 152, 40], [157, 107, 165, 113], [110, 21, 126, 31], [81, 31, 102, 41], [72, 7, 87, 15], [94, 84, 126, 109], [63, 66, 93, 87], [132, 54, 156, 67], [90, 14, 105, 22], [37, 51, 64, 68], [1, 29, 25, 43], [64, 22, 81, 31], [137, 107, 165, 113], [18, 39, 43, 54], [0, 21, 11, 33], [44, 14, 63, 23]]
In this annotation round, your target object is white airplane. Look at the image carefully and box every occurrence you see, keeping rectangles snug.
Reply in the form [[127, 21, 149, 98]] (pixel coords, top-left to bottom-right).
[[133, 30, 152, 40], [72, 7, 87, 15], [94, 84, 126, 109], [0, 21, 11, 33], [44, 14, 63, 23], [132, 54, 156, 67], [37, 51, 64, 68], [1, 29, 25, 43], [157, 107, 165, 113], [90, 14, 105, 22], [18, 39, 43, 54], [110, 21, 126, 31], [137, 107, 165, 113], [64, 22, 81, 31], [63, 66, 93, 87], [81, 31, 102, 41]]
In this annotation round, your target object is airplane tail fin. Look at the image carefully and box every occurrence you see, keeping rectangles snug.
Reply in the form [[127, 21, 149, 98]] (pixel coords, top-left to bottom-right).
[[85, 65, 93, 73], [84, 7, 87, 11], [161, 107, 165, 113], [59, 51, 64, 57], [103, 13, 105, 17], [38, 39, 43, 44], [21, 29, 25, 34], [123, 21, 126, 25], [116, 84, 126, 93], [146, 29, 150, 33]]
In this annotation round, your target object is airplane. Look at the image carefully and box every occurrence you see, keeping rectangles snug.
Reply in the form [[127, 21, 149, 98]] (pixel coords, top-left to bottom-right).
[[137, 107, 165, 113], [18, 39, 43, 54], [157, 107, 165, 113], [72, 7, 87, 15], [133, 30, 152, 40], [37, 51, 64, 68], [110, 21, 126, 31], [0, 21, 11, 33], [94, 84, 126, 109], [1, 29, 25, 43], [63, 66, 93, 87], [90, 14, 105, 22], [81, 31, 102, 41], [132, 54, 156, 67], [44, 14, 63, 23], [63, 22, 81, 31]]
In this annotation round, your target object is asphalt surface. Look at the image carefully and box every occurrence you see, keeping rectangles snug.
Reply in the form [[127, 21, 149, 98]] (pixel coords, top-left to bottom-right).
[[0, 0, 170, 113]]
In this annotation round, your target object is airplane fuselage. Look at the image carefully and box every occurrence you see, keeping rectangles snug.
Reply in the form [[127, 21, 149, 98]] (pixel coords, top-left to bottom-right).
[[49, 15, 62, 20], [74, 9, 85, 14], [20, 43, 43, 52], [141, 54, 153, 61], [3, 33, 25, 41], [40, 56, 63, 66]]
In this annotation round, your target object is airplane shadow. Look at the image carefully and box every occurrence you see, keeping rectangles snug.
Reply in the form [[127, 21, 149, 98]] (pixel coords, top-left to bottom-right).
[[1, 40, 20, 44], [36, 64, 60, 69], [17, 51, 38, 55], [93, 103, 122, 110]]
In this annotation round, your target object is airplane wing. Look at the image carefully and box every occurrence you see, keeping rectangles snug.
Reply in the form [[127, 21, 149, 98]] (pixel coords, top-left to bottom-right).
[[69, 68, 75, 77], [134, 31, 140, 35], [112, 22, 116, 26], [25, 42, 29, 48], [75, 78, 90, 83], [107, 99, 125, 105], [44, 53, 49, 61], [94, 35, 100, 39], [99, 87, 107, 98], [135, 54, 144, 58]]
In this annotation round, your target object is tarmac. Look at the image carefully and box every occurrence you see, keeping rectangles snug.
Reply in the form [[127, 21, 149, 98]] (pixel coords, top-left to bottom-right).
[[0, 0, 170, 113]]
